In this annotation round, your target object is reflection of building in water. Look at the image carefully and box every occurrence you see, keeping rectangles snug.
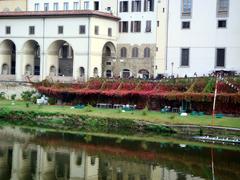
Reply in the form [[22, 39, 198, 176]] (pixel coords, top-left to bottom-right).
[[70, 151, 99, 180], [99, 159, 162, 180], [3, 141, 205, 180]]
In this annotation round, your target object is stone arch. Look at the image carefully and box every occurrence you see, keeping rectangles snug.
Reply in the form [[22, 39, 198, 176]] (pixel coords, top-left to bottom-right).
[[22, 40, 40, 76], [102, 42, 116, 77], [138, 69, 149, 79], [0, 39, 16, 76], [122, 69, 131, 79], [47, 40, 74, 77]]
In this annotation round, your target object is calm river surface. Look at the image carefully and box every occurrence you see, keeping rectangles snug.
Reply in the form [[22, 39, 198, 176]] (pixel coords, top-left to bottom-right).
[[0, 127, 239, 180]]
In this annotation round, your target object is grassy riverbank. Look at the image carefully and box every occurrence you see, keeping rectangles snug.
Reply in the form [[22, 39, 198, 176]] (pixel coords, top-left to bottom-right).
[[0, 99, 240, 128]]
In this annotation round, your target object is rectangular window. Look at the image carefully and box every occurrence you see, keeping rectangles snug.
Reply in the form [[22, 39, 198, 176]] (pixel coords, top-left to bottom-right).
[[144, 0, 154, 12], [218, 20, 227, 28], [5, 26, 11, 34], [182, 21, 190, 29], [84, 1, 89, 10], [145, 20, 151, 32], [182, 0, 192, 17], [53, 3, 59, 11], [58, 26, 63, 34], [120, 1, 128, 12], [29, 26, 35, 35], [108, 28, 112, 37], [94, 1, 99, 10], [132, 0, 141, 12], [119, 21, 128, 33], [216, 48, 225, 67], [131, 21, 141, 32], [79, 25, 86, 34], [34, 3, 39, 11], [44, 3, 49, 11], [181, 48, 190, 66], [217, 0, 229, 16], [73, 2, 79, 10], [95, 26, 99, 35], [64, 2, 69, 10]]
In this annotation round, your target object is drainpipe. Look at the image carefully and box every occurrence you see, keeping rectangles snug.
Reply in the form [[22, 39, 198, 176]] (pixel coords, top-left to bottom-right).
[[41, 17, 45, 81], [165, 0, 170, 71], [87, 16, 90, 81]]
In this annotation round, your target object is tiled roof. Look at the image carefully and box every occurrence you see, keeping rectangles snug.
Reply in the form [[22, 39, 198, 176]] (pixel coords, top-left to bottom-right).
[[0, 10, 120, 20]]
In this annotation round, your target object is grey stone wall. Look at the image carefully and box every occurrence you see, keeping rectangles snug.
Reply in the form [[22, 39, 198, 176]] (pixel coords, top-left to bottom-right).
[[102, 43, 156, 78]]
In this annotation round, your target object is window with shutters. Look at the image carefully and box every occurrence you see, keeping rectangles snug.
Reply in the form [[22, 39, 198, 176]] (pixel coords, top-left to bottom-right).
[[181, 0, 192, 17], [144, 47, 150, 58], [132, 0, 141, 12], [119, 21, 128, 33], [120, 1, 128, 12], [95, 26, 99, 35], [144, 0, 154, 11], [5, 26, 11, 34], [216, 48, 225, 67], [217, 0, 229, 16], [79, 25, 86, 34], [29, 26, 35, 35], [108, 28, 112, 37], [132, 47, 139, 58], [145, 21, 151, 32], [131, 21, 141, 33], [120, 47, 127, 58], [181, 48, 190, 66]]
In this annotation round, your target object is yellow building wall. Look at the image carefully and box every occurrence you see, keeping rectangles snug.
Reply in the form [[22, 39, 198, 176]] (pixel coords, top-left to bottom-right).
[[0, 0, 26, 12]]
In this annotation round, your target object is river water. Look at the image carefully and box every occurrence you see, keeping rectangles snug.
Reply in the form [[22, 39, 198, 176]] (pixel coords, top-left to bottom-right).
[[0, 127, 239, 180]]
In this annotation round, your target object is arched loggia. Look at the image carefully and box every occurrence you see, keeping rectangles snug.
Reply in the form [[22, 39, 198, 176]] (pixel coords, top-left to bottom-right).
[[22, 40, 40, 77], [47, 40, 73, 79], [0, 39, 16, 77]]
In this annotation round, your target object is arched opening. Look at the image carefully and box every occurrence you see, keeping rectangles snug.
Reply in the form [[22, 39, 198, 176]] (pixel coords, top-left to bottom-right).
[[22, 40, 40, 77], [47, 40, 74, 79], [25, 64, 32, 75], [93, 67, 98, 77], [106, 70, 112, 78], [1, 64, 9, 75], [49, 65, 57, 76], [102, 42, 116, 77], [79, 67, 85, 77], [122, 69, 131, 79], [0, 39, 16, 78], [120, 47, 127, 58], [138, 69, 149, 79]]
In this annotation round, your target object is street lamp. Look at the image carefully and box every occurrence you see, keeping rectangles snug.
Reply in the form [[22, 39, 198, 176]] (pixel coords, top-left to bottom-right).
[[171, 62, 174, 76]]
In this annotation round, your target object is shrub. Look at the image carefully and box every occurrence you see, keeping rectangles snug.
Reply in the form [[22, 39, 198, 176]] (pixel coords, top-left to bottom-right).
[[48, 97, 57, 105], [11, 94, 16, 100], [141, 106, 148, 116], [21, 90, 36, 101], [0, 92, 6, 100], [84, 104, 94, 112]]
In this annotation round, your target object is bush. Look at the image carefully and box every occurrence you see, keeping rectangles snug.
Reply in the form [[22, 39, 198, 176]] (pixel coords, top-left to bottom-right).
[[0, 92, 6, 100], [84, 104, 94, 112], [11, 94, 16, 100], [48, 97, 57, 105], [21, 90, 36, 101], [141, 106, 148, 116]]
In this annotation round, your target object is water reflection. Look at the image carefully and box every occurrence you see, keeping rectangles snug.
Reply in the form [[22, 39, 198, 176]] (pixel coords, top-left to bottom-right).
[[0, 128, 239, 180]]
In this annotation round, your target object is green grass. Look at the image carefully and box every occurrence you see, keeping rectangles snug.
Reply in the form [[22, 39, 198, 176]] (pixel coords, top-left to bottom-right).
[[1, 100, 240, 128]]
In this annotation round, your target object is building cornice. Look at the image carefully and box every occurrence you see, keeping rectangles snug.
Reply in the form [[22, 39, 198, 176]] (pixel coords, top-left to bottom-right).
[[0, 10, 120, 21]]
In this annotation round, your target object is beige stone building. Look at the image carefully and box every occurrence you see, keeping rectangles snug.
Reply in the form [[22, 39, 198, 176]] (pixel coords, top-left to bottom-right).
[[0, 0, 27, 12]]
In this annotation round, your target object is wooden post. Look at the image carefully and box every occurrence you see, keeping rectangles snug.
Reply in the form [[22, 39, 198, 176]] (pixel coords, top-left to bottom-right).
[[212, 75, 219, 126]]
